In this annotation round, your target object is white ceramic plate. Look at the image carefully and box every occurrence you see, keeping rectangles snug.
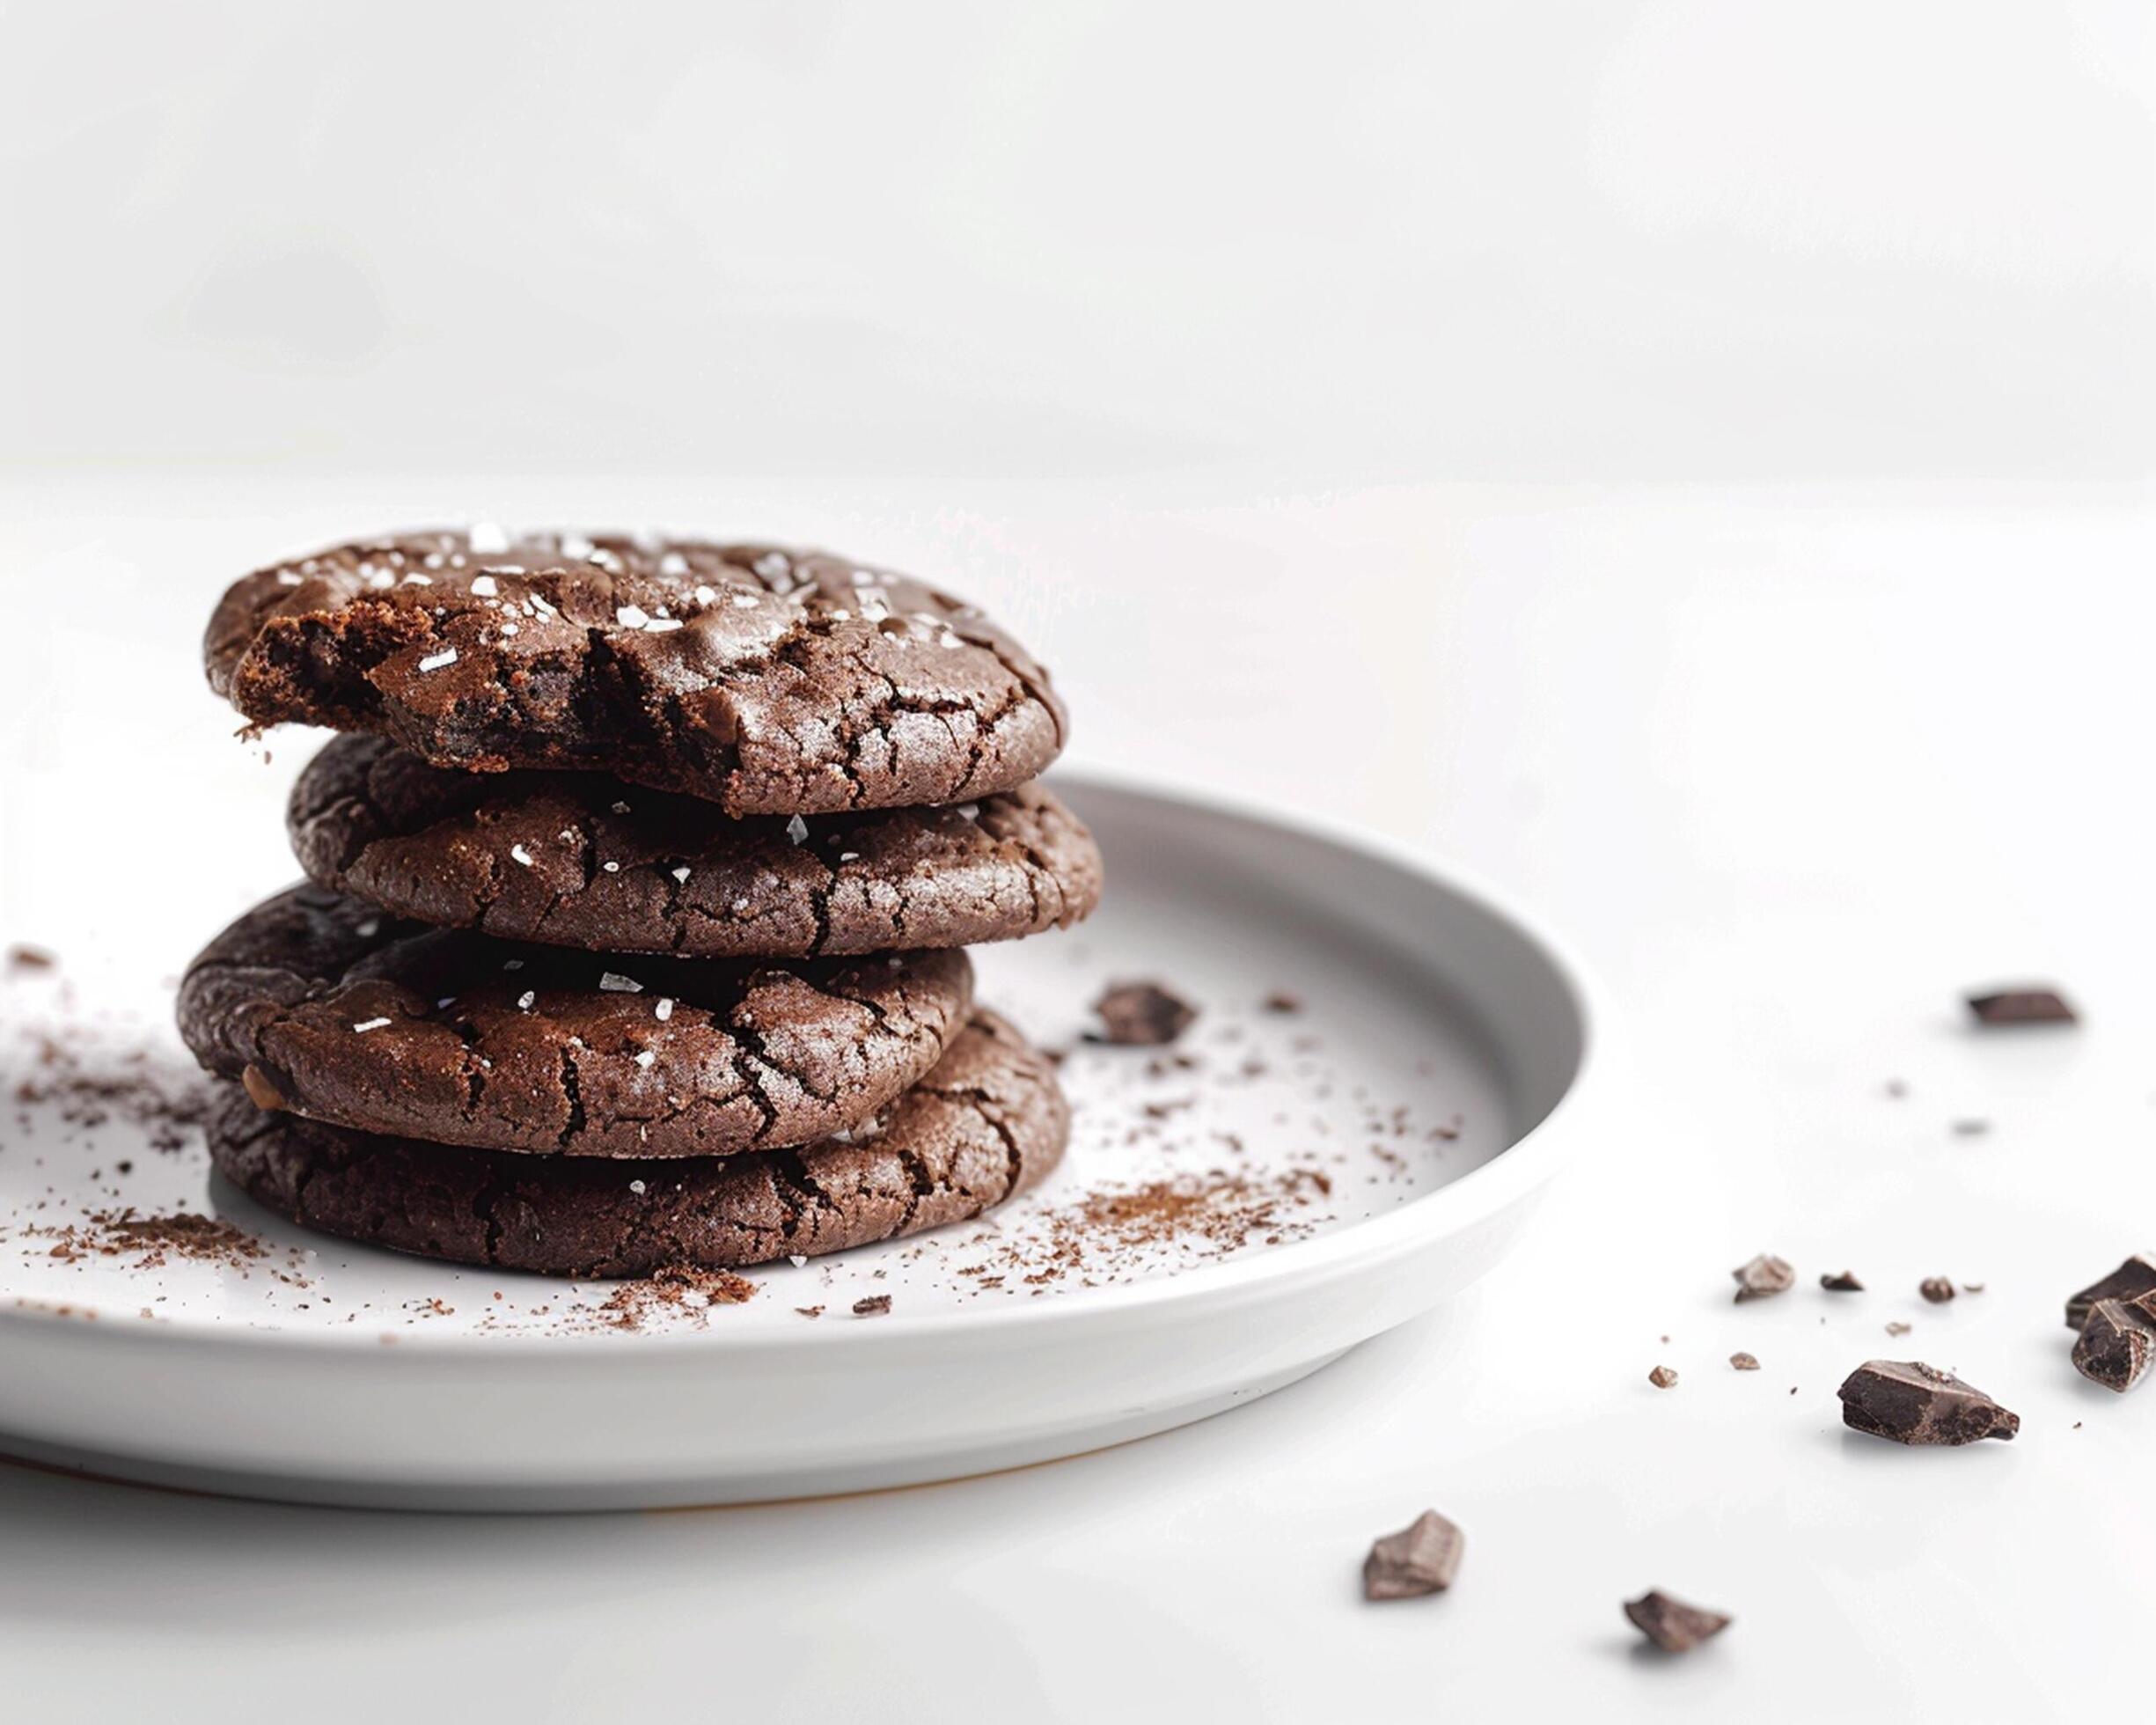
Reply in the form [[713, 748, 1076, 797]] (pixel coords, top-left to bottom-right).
[[0, 772, 1591, 1510]]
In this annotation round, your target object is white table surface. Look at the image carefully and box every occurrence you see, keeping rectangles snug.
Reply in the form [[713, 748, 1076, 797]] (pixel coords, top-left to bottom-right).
[[3, 474, 2151, 1721]]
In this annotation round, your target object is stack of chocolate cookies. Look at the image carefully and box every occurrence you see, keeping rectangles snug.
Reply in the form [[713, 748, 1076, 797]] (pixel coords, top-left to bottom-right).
[[178, 532, 1100, 1279]]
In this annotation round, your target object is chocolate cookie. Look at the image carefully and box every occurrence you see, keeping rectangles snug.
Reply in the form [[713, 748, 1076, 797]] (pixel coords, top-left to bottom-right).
[[205, 530, 1066, 815], [288, 734, 1102, 959], [205, 1010, 1068, 1277], [177, 885, 971, 1158]]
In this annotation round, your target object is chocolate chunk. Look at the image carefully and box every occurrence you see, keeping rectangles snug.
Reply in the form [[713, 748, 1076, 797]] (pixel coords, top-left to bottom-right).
[[851, 1295, 891, 1318], [1918, 1277, 1956, 1304], [2065, 1254, 2156, 1330], [1732, 1253, 1794, 1303], [1966, 987, 2077, 1026], [1820, 1270, 1865, 1292], [1729, 1352, 1760, 1371], [1647, 1364, 1679, 1389], [1624, 1590, 1731, 1654], [1837, 1360, 2020, 1445], [1090, 980, 1197, 1046], [1361, 1509, 1464, 1601], [2072, 1294, 2156, 1392]]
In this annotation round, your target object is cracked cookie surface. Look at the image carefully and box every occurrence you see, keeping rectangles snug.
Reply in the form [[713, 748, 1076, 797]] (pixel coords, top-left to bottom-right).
[[203, 1009, 1068, 1277], [177, 884, 972, 1158], [206, 530, 1066, 815], [289, 733, 1102, 958]]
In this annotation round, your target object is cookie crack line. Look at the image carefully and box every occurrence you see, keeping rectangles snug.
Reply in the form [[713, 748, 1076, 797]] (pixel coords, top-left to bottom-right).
[[916, 1079, 1032, 1198], [555, 1040, 586, 1155]]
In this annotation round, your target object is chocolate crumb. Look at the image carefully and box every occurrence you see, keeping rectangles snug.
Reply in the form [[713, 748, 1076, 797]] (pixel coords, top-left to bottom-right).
[[1729, 1352, 1760, 1371], [1648, 1364, 1679, 1389], [1262, 991, 1303, 1015], [852, 1295, 892, 1318], [1362, 1509, 1464, 1601], [1951, 1119, 1991, 1137], [1837, 1359, 2019, 1445], [2065, 1254, 2156, 1330], [1624, 1590, 1731, 1654], [654, 1265, 754, 1304], [585, 1264, 754, 1331], [9, 1034, 214, 1153], [1732, 1253, 1794, 1303], [1884, 1079, 1908, 1098], [1885, 1321, 1911, 1336], [1918, 1277, 1956, 1304], [795, 1305, 824, 1318], [1820, 1270, 1865, 1292], [1089, 980, 1198, 1046], [1966, 987, 2077, 1026], [6, 943, 56, 971], [33, 1208, 268, 1271]]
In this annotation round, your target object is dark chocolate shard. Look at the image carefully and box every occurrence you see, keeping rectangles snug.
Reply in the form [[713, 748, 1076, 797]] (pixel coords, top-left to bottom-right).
[[1362, 1509, 1464, 1601], [1966, 987, 2077, 1026], [1732, 1253, 1794, 1303], [2072, 1294, 2156, 1393], [1647, 1364, 1678, 1389], [2065, 1254, 2156, 1330], [1918, 1277, 1956, 1304], [851, 1295, 891, 1318], [1624, 1589, 1731, 1653], [1821, 1270, 1864, 1292], [1837, 1360, 2019, 1445], [1089, 980, 1197, 1047]]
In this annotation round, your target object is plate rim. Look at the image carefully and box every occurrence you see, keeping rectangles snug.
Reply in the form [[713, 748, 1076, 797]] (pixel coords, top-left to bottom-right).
[[0, 763, 1598, 1361]]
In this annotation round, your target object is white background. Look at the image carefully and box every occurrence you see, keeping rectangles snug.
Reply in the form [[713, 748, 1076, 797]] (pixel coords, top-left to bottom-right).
[[6, 0, 2154, 487], [4, 4, 2155, 1720]]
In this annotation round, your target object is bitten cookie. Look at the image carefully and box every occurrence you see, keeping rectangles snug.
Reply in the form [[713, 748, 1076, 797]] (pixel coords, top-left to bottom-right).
[[288, 734, 1103, 958], [205, 1010, 1069, 1277], [206, 530, 1066, 815], [177, 885, 972, 1158]]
